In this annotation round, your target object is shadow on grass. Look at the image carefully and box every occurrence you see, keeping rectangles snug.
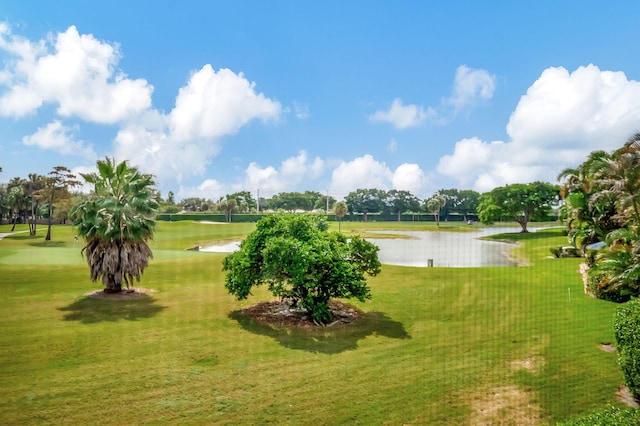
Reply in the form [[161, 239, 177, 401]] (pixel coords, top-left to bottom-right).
[[229, 310, 410, 354], [29, 240, 67, 247], [58, 295, 167, 323]]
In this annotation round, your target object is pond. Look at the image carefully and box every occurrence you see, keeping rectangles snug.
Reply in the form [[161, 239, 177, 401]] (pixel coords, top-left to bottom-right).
[[200, 227, 532, 268], [367, 228, 522, 268]]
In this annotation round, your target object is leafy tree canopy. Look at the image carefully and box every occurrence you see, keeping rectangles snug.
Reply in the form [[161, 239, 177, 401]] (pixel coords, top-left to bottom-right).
[[477, 182, 559, 232], [223, 214, 381, 324], [386, 189, 421, 221], [345, 188, 387, 221]]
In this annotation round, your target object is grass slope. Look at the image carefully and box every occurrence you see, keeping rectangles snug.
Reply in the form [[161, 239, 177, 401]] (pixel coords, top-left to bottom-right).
[[0, 222, 626, 424]]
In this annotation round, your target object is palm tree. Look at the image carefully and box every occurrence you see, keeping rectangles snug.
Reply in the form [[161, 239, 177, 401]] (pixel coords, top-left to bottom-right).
[[7, 184, 26, 232], [41, 166, 80, 240], [334, 201, 348, 232], [426, 195, 446, 227], [70, 158, 160, 293]]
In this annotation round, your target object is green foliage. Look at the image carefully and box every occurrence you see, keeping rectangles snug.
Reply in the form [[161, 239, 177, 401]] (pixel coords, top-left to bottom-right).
[[345, 188, 387, 221], [587, 229, 640, 301], [425, 194, 447, 226], [223, 214, 381, 324], [478, 182, 559, 232], [69, 157, 160, 291], [559, 406, 640, 425], [615, 298, 640, 401], [386, 190, 421, 221], [560, 134, 640, 301], [436, 188, 480, 220]]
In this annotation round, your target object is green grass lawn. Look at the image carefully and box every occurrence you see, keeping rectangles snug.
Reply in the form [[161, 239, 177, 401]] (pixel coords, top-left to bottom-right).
[[0, 221, 627, 424]]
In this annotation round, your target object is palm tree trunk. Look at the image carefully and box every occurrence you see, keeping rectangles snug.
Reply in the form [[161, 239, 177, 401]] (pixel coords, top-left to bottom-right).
[[45, 205, 52, 241]]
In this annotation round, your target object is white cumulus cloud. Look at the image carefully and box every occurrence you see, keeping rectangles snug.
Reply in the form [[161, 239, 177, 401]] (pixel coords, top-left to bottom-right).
[[392, 163, 427, 196], [22, 120, 96, 159], [242, 151, 325, 197], [329, 154, 427, 199], [0, 24, 153, 123], [369, 98, 433, 129], [370, 65, 496, 129], [113, 65, 282, 185], [447, 65, 496, 112], [437, 64, 640, 192], [169, 65, 281, 142]]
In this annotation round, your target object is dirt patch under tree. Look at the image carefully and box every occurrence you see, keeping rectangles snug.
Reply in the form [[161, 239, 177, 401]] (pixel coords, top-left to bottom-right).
[[238, 299, 363, 327]]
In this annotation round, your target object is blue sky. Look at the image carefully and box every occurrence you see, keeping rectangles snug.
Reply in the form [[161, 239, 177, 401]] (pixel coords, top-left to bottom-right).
[[1, 1, 640, 201]]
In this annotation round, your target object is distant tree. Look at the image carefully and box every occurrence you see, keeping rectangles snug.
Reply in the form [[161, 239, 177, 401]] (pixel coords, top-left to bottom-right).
[[166, 191, 175, 205], [386, 190, 420, 221], [313, 192, 336, 212], [7, 182, 26, 231], [180, 197, 209, 212], [52, 196, 76, 224], [219, 197, 237, 222], [38, 166, 80, 240], [25, 173, 45, 235], [425, 194, 447, 226], [223, 214, 381, 324], [437, 188, 480, 221], [70, 158, 160, 293], [225, 191, 256, 212], [345, 188, 387, 222], [268, 191, 321, 212], [334, 201, 348, 232], [478, 182, 559, 232], [0, 185, 7, 225]]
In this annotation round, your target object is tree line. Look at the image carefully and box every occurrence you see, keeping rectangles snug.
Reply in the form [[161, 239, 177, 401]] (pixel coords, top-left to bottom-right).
[[1, 163, 562, 232], [170, 188, 486, 222], [0, 166, 80, 240]]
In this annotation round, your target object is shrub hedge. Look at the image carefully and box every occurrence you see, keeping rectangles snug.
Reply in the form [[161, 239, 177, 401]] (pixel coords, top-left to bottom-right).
[[614, 298, 640, 400], [558, 406, 640, 425]]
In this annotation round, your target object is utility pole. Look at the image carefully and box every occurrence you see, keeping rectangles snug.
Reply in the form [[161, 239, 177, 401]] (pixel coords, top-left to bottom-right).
[[257, 188, 260, 214], [326, 189, 329, 214]]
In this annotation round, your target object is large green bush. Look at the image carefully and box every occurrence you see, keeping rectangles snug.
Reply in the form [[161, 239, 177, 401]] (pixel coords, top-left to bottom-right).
[[614, 298, 640, 401], [223, 214, 381, 324]]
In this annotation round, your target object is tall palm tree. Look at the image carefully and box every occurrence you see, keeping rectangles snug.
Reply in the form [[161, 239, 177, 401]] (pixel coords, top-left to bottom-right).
[[426, 195, 446, 227], [334, 201, 348, 232], [70, 158, 160, 293], [7, 184, 26, 232]]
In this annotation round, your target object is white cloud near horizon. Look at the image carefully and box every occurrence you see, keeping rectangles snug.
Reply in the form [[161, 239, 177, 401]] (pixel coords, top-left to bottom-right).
[[241, 150, 325, 198], [329, 154, 427, 199], [369, 65, 496, 129], [437, 64, 640, 192]]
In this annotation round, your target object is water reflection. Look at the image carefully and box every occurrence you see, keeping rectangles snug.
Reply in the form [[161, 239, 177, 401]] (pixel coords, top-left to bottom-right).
[[367, 228, 522, 268], [200, 227, 529, 268]]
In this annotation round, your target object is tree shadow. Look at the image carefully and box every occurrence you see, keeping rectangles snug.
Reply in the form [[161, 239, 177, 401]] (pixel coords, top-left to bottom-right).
[[58, 294, 167, 323], [228, 310, 410, 354], [29, 240, 67, 247]]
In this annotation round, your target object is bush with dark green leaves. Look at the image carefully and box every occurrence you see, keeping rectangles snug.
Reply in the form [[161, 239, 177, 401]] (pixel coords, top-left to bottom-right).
[[614, 298, 640, 401], [558, 406, 640, 425], [223, 214, 381, 324]]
